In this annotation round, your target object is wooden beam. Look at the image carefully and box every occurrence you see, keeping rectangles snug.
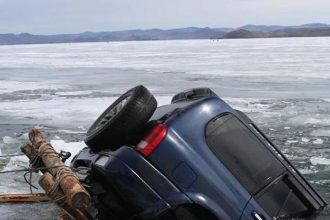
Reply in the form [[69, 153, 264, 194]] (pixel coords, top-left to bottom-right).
[[0, 193, 49, 203]]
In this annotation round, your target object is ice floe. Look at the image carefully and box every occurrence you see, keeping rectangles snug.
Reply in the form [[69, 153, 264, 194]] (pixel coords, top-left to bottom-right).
[[50, 139, 87, 165], [313, 138, 324, 145], [298, 168, 315, 174], [2, 136, 20, 144], [286, 140, 299, 144], [301, 137, 310, 143], [310, 157, 330, 165], [2, 155, 29, 171]]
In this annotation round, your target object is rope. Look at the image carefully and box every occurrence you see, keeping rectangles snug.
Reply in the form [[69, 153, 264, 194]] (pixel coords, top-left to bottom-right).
[[25, 141, 80, 205], [0, 153, 25, 158], [25, 141, 62, 193], [0, 165, 73, 174], [47, 167, 77, 206]]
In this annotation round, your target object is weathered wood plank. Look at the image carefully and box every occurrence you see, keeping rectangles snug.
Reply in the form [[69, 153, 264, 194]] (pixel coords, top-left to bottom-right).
[[0, 193, 49, 203]]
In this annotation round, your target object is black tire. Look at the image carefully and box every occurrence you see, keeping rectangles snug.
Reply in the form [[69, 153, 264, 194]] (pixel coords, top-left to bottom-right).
[[85, 85, 157, 151]]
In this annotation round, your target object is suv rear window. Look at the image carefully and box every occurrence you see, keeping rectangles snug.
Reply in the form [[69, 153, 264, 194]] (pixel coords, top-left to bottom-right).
[[206, 113, 284, 194]]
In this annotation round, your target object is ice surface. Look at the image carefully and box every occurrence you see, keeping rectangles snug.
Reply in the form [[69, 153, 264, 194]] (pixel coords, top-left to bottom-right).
[[290, 115, 330, 126], [311, 129, 330, 137], [0, 38, 329, 218], [0, 38, 330, 80], [0, 95, 172, 128], [0, 97, 116, 128]]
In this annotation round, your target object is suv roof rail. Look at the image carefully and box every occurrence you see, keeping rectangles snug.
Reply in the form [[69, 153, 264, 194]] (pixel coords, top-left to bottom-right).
[[171, 87, 219, 103]]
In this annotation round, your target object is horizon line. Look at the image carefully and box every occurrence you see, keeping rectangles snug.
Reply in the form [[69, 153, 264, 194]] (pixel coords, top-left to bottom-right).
[[1, 22, 329, 36]]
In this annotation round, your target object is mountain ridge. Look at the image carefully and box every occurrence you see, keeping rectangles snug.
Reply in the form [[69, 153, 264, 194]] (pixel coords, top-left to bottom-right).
[[1, 23, 330, 45]]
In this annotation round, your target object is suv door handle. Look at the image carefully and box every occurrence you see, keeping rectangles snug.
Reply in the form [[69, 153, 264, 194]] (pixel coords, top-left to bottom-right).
[[251, 211, 264, 220]]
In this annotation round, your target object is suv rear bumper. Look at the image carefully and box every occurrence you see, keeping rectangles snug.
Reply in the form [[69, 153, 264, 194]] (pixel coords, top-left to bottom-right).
[[71, 147, 192, 218]]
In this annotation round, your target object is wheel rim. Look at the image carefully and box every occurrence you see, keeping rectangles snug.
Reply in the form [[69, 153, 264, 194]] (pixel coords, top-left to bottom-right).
[[95, 96, 131, 130]]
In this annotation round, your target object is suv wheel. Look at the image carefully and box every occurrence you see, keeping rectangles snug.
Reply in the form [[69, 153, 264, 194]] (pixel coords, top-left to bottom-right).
[[85, 85, 157, 151]]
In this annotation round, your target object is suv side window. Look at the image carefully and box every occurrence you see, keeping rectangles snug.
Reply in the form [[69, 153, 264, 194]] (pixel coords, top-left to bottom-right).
[[206, 113, 284, 194]]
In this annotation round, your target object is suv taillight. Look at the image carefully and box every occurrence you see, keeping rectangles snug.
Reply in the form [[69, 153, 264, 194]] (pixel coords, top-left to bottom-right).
[[136, 124, 167, 156]]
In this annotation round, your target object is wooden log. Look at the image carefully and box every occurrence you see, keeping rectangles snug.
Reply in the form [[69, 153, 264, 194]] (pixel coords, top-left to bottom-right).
[[39, 172, 90, 220], [0, 193, 49, 203], [29, 128, 90, 209], [20, 143, 38, 160], [20, 143, 43, 168]]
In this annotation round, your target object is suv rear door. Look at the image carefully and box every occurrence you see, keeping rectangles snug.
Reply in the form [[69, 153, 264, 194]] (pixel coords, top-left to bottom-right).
[[205, 112, 326, 219]]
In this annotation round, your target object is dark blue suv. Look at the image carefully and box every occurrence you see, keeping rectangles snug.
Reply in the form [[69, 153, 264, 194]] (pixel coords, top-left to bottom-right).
[[71, 86, 326, 220]]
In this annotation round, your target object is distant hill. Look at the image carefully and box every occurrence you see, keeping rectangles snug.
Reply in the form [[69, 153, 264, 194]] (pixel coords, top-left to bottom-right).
[[0, 27, 226, 45], [222, 27, 330, 39], [1, 23, 330, 45], [222, 29, 266, 39], [237, 23, 330, 32]]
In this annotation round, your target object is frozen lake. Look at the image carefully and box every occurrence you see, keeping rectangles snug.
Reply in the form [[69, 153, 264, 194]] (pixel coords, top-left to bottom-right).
[[0, 38, 329, 219]]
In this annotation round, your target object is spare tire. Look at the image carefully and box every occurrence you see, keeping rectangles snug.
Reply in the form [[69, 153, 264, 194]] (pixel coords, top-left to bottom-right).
[[85, 85, 157, 151]]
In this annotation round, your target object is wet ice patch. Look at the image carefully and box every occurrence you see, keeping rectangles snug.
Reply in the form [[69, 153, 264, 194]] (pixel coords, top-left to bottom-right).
[[0, 80, 67, 95], [310, 129, 330, 137], [55, 91, 93, 96], [304, 118, 322, 124], [310, 157, 330, 165]]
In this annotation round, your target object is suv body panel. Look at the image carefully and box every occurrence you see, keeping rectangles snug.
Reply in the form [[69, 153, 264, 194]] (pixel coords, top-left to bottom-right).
[[72, 89, 326, 219]]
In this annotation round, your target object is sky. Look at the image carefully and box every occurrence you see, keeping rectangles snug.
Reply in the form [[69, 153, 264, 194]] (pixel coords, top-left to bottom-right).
[[0, 0, 330, 34]]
